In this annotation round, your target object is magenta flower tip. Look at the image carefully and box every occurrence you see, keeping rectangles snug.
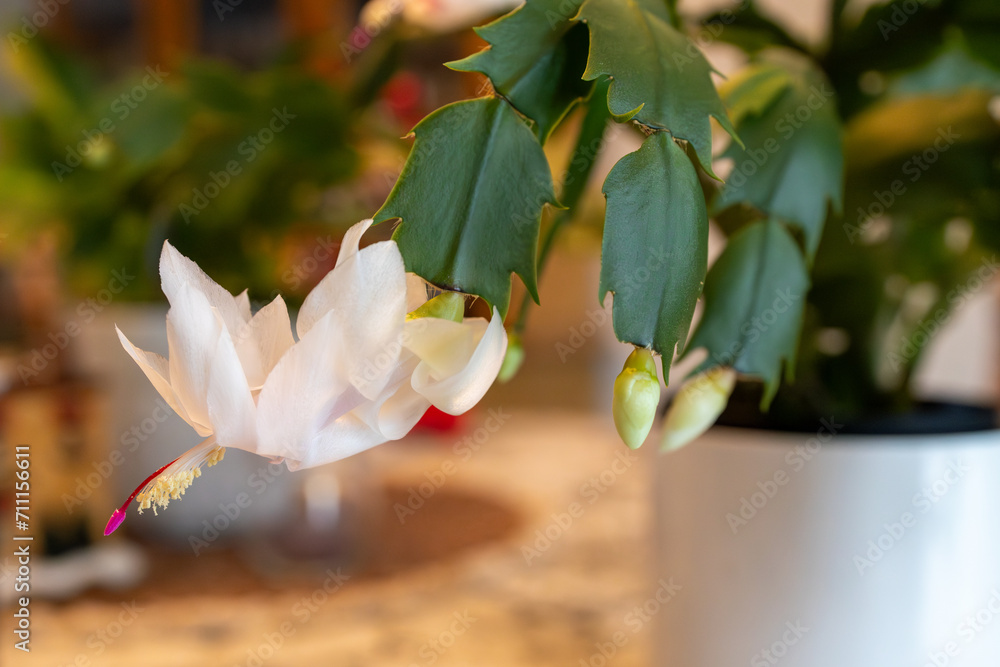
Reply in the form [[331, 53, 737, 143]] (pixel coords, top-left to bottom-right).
[[104, 509, 126, 536]]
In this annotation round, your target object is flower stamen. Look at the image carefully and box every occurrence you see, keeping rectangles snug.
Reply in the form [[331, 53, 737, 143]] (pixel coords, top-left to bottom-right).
[[104, 438, 225, 535]]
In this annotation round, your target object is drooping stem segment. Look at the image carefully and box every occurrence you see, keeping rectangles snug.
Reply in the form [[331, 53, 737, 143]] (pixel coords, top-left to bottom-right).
[[512, 77, 613, 336]]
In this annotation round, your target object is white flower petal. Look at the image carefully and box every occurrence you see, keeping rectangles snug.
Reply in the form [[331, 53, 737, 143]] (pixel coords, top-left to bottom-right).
[[400, 0, 522, 33], [372, 379, 431, 440], [297, 220, 399, 339], [403, 317, 478, 378], [259, 343, 431, 470], [283, 412, 388, 471], [411, 307, 507, 414], [232, 294, 295, 389], [255, 310, 354, 461], [335, 218, 373, 266], [298, 221, 402, 332], [284, 366, 423, 470], [165, 283, 223, 436], [160, 241, 247, 336], [115, 326, 192, 427], [297, 237, 408, 399], [207, 322, 258, 453], [405, 273, 429, 312], [234, 289, 251, 321], [297, 220, 369, 337], [337, 355, 427, 441]]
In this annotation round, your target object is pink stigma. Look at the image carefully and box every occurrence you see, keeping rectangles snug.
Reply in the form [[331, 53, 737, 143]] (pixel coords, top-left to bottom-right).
[[102, 455, 180, 537], [104, 509, 126, 536]]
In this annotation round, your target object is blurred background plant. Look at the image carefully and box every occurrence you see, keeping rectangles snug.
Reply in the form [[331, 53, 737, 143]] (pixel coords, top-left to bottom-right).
[[708, 0, 1000, 426], [2, 39, 361, 300], [0, 0, 491, 304]]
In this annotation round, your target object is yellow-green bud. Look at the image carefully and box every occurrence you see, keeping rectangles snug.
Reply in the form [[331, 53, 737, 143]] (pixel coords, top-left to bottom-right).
[[497, 332, 524, 383], [406, 292, 465, 323], [612, 347, 661, 450], [661, 367, 737, 452]]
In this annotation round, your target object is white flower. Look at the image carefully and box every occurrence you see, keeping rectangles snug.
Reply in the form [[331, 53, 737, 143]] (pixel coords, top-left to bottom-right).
[[106, 220, 506, 535], [254, 219, 507, 470], [360, 0, 522, 34]]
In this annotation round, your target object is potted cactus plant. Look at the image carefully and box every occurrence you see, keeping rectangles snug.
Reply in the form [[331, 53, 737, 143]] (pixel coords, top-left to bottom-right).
[[370, 0, 1000, 663]]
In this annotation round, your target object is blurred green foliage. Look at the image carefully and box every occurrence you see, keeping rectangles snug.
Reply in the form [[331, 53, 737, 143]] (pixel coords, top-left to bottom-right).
[[0, 38, 369, 301], [707, 0, 1000, 422]]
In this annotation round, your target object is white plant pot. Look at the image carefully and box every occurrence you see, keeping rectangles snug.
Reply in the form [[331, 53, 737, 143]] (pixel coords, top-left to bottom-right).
[[655, 424, 1000, 666]]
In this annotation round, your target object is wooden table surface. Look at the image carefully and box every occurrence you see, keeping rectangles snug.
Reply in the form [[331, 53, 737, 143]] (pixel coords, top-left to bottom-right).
[[2, 408, 655, 667]]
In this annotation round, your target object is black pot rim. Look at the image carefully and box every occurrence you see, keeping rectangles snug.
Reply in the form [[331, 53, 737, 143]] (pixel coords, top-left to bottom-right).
[[716, 400, 998, 436]]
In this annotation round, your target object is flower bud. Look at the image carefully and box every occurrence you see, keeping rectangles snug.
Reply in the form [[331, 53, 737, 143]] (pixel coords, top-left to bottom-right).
[[407, 291, 465, 323], [497, 332, 524, 383], [661, 367, 736, 452], [612, 347, 661, 449]]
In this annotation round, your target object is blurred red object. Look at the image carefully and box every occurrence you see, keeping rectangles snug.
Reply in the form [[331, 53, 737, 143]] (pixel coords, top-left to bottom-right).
[[415, 406, 461, 433], [383, 71, 425, 128]]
